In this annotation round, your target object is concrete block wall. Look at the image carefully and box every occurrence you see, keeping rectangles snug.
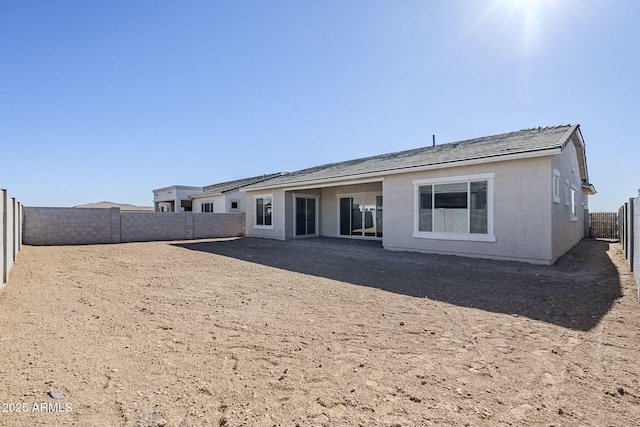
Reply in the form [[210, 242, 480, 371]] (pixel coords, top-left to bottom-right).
[[193, 212, 245, 239], [121, 212, 192, 243], [23, 207, 245, 245], [23, 207, 114, 245], [121, 212, 244, 242], [2, 189, 23, 286]]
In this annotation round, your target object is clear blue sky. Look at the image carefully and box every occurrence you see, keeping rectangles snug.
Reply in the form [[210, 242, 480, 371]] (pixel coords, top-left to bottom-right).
[[1, 0, 637, 211]]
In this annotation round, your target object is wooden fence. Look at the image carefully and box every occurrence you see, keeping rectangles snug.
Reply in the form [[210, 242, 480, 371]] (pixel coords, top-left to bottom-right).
[[589, 212, 618, 239]]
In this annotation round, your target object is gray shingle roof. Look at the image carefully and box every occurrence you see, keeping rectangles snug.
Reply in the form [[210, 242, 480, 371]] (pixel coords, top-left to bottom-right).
[[245, 125, 578, 189], [194, 173, 285, 197]]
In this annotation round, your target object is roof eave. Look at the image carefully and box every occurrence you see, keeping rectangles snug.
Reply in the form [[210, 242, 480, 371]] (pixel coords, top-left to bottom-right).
[[572, 126, 590, 183], [152, 185, 203, 193], [190, 191, 224, 199], [241, 147, 562, 192], [582, 183, 597, 195]]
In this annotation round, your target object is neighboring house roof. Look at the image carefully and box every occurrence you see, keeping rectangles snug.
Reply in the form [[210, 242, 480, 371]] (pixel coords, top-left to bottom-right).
[[243, 124, 592, 191], [153, 185, 203, 193], [74, 201, 154, 211], [191, 173, 286, 198]]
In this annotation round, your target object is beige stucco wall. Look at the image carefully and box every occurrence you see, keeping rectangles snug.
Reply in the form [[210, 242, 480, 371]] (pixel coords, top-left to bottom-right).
[[191, 194, 225, 213], [192, 190, 246, 213], [245, 189, 287, 240], [550, 141, 587, 262], [382, 157, 554, 264], [284, 190, 294, 238], [244, 151, 587, 264], [283, 189, 322, 239], [224, 190, 244, 213]]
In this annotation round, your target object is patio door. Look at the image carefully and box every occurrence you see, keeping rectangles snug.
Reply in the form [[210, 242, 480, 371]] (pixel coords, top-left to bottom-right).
[[295, 195, 318, 237], [339, 194, 382, 238]]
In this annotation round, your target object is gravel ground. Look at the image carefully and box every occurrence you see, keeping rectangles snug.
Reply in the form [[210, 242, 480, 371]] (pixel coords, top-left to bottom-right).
[[0, 237, 638, 426]]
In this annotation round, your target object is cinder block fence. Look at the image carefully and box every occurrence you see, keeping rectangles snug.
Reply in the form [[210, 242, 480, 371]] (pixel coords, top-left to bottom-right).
[[1, 189, 23, 286], [617, 190, 640, 298], [23, 207, 245, 246]]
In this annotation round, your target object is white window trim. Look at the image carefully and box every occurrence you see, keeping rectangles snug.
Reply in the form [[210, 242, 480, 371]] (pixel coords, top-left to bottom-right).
[[564, 180, 571, 206], [229, 199, 241, 212], [553, 169, 561, 203], [570, 186, 579, 222], [293, 193, 320, 238], [253, 193, 274, 229], [412, 173, 496, 242], [201, 201, 214, 213]]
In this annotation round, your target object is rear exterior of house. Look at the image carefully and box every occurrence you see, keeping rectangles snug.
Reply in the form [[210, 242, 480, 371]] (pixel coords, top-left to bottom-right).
[[242, 125, 595, 264]]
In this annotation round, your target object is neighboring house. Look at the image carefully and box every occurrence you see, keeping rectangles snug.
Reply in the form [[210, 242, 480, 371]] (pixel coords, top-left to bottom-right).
[[241, 124, 596, 264], [190, 173, 285, 213], [153, 185, 202, 212], [152, 174, 284, 214]]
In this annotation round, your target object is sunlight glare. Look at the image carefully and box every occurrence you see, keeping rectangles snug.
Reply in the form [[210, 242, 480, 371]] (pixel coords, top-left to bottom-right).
[[496, 0, 558, 55]]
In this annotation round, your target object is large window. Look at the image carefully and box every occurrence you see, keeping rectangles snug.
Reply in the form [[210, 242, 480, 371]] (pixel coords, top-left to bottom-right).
[[413, 173, 495, 242], [254, 195, 273, 228], [201, 202, 214, 213]]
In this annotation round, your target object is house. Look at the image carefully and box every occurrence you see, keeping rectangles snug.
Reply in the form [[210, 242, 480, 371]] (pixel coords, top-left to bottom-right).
[[152, 174, 284, 213], [240, 124, 596, 264], [189, 173, 285, 213], [153, 185, 202, 212]]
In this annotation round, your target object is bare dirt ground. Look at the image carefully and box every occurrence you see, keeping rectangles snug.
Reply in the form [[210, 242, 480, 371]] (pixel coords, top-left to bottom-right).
[[0, 237, 639, 426]]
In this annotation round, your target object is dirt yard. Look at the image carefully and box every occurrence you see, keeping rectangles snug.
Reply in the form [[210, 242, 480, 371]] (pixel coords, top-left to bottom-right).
[[0, 237, 639, 426]]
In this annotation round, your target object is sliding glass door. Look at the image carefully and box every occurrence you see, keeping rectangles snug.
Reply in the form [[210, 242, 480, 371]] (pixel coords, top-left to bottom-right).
[[339, 194, 382, 238], [295, 196, 318, 237]]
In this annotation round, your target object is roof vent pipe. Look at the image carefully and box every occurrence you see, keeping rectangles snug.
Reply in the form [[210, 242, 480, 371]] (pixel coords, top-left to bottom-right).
[[432, 135, 435, 147]]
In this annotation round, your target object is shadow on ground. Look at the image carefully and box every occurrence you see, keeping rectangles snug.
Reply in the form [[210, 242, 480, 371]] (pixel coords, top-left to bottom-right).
[[174, 237, 621, 331]]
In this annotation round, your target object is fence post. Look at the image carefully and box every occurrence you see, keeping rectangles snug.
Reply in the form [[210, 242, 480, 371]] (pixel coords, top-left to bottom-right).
[[618, 207, 623, 245], [110, 207, 121, 243], [621, 203, 628, 258], [186, 213, 194, 240], [1, 189, 6, 285], [18, 203, 23, 251], [635, 191, 640, 301], [629, 198, 635, 272], [12, 198, 17, 263]]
